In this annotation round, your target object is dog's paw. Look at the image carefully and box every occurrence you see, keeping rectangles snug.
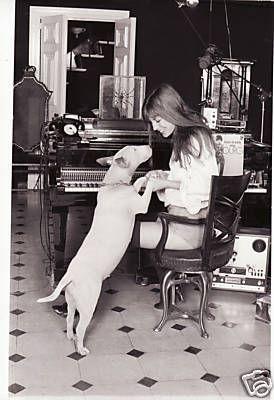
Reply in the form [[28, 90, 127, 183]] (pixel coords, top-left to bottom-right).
[[77, 346, 90, 356], [133, 177, 147, 193], [66, 331, 76, 341]]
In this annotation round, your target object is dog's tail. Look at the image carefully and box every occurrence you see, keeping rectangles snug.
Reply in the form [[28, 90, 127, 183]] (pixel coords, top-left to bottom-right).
[[37, 274, 72, 303]]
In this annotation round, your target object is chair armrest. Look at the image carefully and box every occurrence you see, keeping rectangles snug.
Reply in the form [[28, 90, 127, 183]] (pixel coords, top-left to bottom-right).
[[158, 212, 206, 225], [154, 212, 206, 262]]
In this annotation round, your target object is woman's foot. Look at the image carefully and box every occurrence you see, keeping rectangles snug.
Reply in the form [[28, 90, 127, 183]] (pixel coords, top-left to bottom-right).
[[154, 286, 184, 310], [52, 303, 68, 317], [52, 303, 80, 318]]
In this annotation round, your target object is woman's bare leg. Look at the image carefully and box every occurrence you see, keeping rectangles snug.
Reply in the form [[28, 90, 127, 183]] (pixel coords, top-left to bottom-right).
[[140, 220, 204, 250], [139, 221, 163, 249]]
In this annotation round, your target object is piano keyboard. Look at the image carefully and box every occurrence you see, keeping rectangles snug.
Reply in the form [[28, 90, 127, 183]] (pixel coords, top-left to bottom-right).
[[57, 167, 147, 192]]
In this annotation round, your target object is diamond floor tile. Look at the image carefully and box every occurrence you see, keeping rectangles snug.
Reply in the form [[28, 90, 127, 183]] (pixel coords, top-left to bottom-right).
[[9, 354, 26, 363], [201, 372, 220, 383], [8, 382, 25, 394], [72, 380, 93, 391], [185, 346, 202, 355], [137, 376, 157, 388]]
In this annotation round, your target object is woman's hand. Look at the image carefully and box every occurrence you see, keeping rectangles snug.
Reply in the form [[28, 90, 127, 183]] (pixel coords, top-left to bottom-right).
[[145, 170, 169, 180], [147, 177, 169, 191], [147, 176, 181, 192], [133, 176, 167, 193]]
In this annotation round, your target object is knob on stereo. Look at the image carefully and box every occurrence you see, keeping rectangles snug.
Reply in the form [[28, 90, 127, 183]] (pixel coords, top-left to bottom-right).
[[252, 239, 266, 253]]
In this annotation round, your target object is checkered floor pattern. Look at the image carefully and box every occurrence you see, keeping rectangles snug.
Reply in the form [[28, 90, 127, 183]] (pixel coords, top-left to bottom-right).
[[9, 191, 271, 399]]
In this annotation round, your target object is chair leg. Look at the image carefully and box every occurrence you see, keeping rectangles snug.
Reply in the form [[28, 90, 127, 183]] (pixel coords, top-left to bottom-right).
[[205, 272, 215, 321], [154, 269, 173, 333], [171, 284, 176, 306], [171, 283, 184, 306], [192, 273, 215, 322], [175, 284, 185, 303], [199, 271, 209, 338]]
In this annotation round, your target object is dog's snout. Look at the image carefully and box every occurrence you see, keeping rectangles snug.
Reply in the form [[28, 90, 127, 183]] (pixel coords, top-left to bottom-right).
[[143, 145, 152, 158]]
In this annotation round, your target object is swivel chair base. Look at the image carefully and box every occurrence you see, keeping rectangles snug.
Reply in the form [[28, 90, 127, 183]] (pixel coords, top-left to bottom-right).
[[153, 303, 212, 338]]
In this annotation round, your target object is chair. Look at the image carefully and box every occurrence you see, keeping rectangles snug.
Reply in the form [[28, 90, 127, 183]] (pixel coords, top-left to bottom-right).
[[144, 173, 251, 338]]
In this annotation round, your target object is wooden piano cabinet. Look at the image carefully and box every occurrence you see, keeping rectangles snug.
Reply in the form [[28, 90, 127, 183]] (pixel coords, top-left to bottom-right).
[[48, 191, 95, 284]]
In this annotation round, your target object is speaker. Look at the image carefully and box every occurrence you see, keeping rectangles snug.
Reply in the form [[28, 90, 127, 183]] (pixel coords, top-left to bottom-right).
[[212, 227, 270, 293]]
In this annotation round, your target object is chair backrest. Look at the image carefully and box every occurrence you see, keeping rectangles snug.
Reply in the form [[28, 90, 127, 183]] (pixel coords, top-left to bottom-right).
[[202, 172, 251, 271]]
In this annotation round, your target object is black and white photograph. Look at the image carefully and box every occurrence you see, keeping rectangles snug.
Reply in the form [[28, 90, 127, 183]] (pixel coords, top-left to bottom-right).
[[1, 0, 273, 399]]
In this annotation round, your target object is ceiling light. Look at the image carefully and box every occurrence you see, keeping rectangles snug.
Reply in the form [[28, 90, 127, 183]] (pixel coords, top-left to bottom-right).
[[175, 0, 199, 8]]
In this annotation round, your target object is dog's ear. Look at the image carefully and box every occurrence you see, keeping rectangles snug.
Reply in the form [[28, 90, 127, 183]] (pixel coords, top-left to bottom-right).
[[114, 156, 129, 168], [96, 156, 113, 166]]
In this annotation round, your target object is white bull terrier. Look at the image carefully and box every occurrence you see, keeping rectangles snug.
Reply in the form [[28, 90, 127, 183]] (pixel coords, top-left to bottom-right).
[[37, 145, 153, 355]]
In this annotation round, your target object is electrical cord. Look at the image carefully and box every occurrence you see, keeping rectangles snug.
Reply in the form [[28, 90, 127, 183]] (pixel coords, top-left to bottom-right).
[[223, 0, 232, 60], [179, 6, 207, 48], [208, 0, 213, 44], [37, 122, 55, 273]]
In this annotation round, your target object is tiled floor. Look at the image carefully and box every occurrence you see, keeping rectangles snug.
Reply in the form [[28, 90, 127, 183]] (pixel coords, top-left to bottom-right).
[[9, 191, 271, 399]]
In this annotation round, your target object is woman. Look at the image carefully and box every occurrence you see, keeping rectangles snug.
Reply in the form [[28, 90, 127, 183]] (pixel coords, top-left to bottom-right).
[[138, 83, 219, 251]]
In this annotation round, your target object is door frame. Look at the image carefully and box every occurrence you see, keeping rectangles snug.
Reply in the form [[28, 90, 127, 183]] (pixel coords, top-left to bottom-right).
[[29, 6, 130, 79]]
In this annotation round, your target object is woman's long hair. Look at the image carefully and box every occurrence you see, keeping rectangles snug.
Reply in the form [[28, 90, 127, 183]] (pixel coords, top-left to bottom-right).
[[142, 83, 216, 167]]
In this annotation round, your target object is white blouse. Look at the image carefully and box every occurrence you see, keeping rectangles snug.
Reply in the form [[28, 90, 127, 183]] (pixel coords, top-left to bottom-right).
[[157, 137, 219, 214]]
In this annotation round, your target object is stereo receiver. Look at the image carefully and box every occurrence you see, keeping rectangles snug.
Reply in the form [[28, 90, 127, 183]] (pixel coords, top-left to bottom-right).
[[212, 228, 270, 293]]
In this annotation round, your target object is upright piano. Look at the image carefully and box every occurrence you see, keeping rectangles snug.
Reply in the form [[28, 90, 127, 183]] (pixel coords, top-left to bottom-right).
[[47, 118, 172, 284]]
